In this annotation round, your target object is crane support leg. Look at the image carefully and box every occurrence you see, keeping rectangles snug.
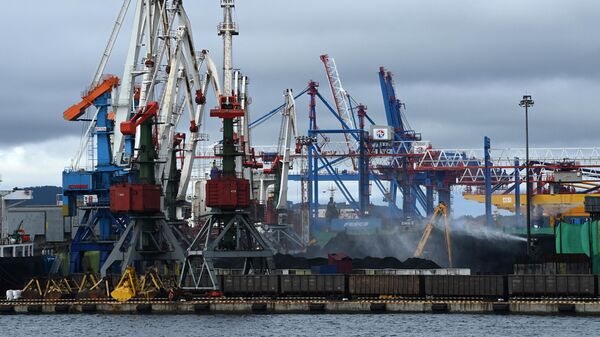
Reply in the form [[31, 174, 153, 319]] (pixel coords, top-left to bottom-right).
[[179, 212, 275, 290], [100, 215, 185, 277]]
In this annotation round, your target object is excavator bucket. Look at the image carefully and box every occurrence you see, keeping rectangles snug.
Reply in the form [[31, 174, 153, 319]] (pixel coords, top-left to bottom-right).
[[76, 272, 109, 299], [110, 266, 139, 302], [43, 277, 77, 300], [111, 284, 135, 302], [138, 267, 166, 299], [21, 278, 44, 299], [88, 277, 113, 299]]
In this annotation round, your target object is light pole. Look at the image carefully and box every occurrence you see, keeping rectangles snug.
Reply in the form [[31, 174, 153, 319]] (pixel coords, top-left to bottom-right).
[[519, 95, 534, 257]]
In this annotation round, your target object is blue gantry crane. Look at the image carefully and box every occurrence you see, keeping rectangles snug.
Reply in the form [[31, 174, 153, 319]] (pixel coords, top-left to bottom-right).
[[378, 67, 434, 217], [62, 76, 129, 273]]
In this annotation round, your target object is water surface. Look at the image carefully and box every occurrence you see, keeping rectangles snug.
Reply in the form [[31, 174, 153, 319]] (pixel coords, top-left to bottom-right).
[[1, 313, 597, 337]]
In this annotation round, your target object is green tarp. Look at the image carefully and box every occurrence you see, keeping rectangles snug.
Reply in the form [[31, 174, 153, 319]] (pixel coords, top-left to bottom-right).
[[556, 221, 599, 274]]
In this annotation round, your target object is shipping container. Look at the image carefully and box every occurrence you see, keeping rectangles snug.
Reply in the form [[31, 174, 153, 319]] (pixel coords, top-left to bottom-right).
[[328, 254, 353, 274], [311, 265, 338, 275]]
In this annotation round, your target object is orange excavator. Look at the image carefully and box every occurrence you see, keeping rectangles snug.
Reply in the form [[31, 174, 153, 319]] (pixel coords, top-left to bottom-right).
[[413, 202, 453, 267]]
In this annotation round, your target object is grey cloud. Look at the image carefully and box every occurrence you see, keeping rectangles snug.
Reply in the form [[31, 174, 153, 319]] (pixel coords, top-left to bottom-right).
[[0, 0, 598, 152]]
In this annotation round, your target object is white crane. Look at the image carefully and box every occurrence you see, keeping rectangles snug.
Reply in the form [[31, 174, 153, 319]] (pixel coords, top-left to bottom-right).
[[154, 21, 221, 200], [69, 0, 131, 170], [68, 0, 220, 217], [320, 54, 358, 169], [275, 89, 297, 220], [177, 51, 221, 201], [112, 0, 180, 166], [261, 89, 305, 252]]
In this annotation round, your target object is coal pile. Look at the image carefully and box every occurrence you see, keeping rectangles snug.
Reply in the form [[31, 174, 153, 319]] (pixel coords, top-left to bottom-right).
[[447, 229, 525, 274], [402, 257, 441, 269], [309, 225, 532, 274], [273, 254, 327, 269], [274, 254, 439, 270]]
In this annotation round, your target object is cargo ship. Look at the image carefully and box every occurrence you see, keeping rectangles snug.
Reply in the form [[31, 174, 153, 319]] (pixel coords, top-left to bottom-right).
[[0, 237, 54, 294]]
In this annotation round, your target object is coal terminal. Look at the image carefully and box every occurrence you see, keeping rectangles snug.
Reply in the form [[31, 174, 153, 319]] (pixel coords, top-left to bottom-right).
[[305, 225, 550, 274]]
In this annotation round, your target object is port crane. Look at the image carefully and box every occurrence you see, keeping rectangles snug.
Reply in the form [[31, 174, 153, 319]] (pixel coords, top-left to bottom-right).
[[179, 0, 275, 290], [260, 90, 305, 252], [63, 75, 127, 273], [320, 54, 358, 169], [413, 202, 452, 267], [63, 0, 220, 275], [275, 90, 297, 224]]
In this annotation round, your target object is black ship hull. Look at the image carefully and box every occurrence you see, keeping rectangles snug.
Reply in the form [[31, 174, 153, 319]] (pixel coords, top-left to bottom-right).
[[0, 256, 50, 293]]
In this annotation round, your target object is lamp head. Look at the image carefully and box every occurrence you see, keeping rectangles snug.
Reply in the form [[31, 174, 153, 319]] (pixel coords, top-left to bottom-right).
[[519, 95, 534, 107]]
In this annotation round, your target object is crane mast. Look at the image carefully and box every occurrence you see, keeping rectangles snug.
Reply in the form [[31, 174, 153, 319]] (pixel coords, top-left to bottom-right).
[[177, 50, 222, 201], [219, 0, 237, 98], [258, 90, 304, 253]]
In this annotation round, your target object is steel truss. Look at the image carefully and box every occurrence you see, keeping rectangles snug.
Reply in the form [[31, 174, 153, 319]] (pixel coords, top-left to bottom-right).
[[100, 214, 186, 277], [179, 212, 275, 290]]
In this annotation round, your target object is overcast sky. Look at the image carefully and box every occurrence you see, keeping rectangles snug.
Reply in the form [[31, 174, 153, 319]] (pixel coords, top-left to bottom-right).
[[0, 1, 598, 214]]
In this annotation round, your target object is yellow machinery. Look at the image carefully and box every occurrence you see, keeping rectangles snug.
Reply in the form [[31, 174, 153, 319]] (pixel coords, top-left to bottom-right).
[[21, 278, 44, 299], [111, 267, 167, 302], [43, 277, 79, 299], [413, 202, 453, 267], [463, 193, 592, 219], [111, 266, 139, 302], [138, 268, 166, 299], [77, 272, 111, 299]]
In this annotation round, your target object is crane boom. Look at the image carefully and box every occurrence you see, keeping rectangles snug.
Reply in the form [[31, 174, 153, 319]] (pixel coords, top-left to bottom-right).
[[275, 89, 296, 211], [63, 75, 120, 169], [92, 0, 132, 87], [63, 76, 120, 121], [320, 54, 358, 168], [177, 50, 221, 201], [112, 0, 145, 165]]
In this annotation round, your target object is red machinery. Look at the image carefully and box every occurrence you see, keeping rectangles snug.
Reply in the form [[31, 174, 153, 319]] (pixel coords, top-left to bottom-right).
[[205, 177, 250, 209], [109, 184, 161, 213], [120, 102, 159, 136]]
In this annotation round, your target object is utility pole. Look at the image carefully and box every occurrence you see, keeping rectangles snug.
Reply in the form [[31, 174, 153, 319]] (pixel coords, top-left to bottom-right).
[[519, 95, 534, 257]]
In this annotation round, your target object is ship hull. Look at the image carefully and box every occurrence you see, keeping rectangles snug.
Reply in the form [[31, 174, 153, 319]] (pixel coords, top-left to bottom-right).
[[0, 256, 50, 293]]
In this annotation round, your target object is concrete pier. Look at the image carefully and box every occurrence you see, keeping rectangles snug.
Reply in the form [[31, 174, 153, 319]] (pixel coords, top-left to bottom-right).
[[2, 299, 600, 315]]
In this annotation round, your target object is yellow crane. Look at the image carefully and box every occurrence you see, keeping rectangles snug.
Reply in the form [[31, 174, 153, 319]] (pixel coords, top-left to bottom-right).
[[413, 202, 452, 267]]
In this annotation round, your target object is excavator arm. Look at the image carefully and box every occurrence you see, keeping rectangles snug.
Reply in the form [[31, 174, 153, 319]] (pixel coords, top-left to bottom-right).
[[413, 202, 452, 267]]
